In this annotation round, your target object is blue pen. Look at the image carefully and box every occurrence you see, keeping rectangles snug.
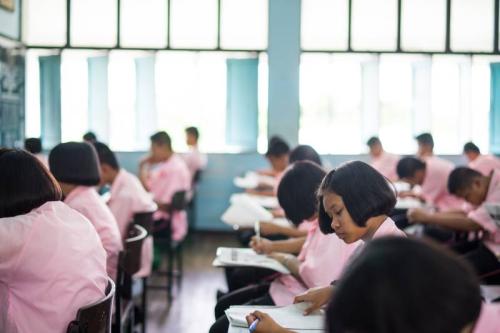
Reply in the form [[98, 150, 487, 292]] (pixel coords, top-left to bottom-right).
[[249, 318, 260, 333]]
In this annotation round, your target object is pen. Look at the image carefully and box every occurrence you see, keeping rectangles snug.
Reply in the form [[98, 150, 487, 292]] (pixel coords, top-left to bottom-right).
[[255, 221, 260, 242], [249, 318, 260, 333]]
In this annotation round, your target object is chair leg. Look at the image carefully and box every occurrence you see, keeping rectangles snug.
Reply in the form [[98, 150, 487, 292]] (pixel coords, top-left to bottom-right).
[[167, 246, 174, 303], [176, 245, 183, 289], [142, 278, 147, 333]]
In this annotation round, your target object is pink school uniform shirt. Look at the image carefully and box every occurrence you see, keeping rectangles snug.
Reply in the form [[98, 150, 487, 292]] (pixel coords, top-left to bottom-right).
[[468, 169, 500, 244], [469, 155, 500, 176], [0, 201, 107, 333], [474, 303, 500, 333], [146, 154, 192, 241], [182, 147, 207, 180], [269, 220, 362, 306], [370, 152, 400, 181], [64, 186, 123, 280], [422, 156, 464, 211], [108, 169, 157, 277]]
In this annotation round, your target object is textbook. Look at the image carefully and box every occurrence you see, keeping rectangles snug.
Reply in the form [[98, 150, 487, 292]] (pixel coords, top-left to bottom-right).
[[234, 171, 276, 189], [212, 247, 291, 274], [221, 195, 274, 227], [225, 303, 324, 330], [230, 193, 280, 209]]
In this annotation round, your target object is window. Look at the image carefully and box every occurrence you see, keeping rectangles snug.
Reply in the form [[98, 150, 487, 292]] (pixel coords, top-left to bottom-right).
[[120, 0, 168, 48], [170, 0, 218, 49], [301, 0, 349, 50], [220, 0, 268, 50], [70, 0, 117, 47], [351, 0, 398, 51], [451, 0, 494, 52], [23, 0, 67, 46]]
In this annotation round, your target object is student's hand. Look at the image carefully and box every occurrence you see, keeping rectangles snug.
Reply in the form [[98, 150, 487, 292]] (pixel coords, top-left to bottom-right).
[[259, 222, 283, 236], [246, 311, 289, 333], [139, 155, 154, 167], [272, 209, 285, 218], [250, 237, 274, 254], [407, 208, 429, 224], [267, 252, 290, 264], [294, 285, 334, 315], [398, 191, 416, 199]]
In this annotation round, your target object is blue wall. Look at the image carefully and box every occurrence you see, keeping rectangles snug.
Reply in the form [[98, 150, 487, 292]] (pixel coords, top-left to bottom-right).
[[115, 152, 468, 231], [0, 0, 21, 40]]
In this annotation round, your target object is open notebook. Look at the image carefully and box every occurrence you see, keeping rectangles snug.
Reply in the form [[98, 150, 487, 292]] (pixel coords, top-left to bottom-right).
[[226, 303, 324, 330], [213, 248, 291, 274], [234, 172, 276, 190]]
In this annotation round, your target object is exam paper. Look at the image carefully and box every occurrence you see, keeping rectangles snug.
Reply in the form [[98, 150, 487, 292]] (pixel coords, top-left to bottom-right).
[[213, 247, 290, 274]]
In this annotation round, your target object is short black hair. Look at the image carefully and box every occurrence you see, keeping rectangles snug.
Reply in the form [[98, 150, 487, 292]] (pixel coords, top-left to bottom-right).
[[396, 157, 426, 179], [150, 131, 172, 149], [448, 167, 483, 195], [277, 161, 326, 225], [327, 237, 482, 333], [463, 142, 480, 154], [93, 141, 120, 170], [318, 161, 396, 234], [366, 136, 381, 147], [289, 145, 322, 166], [83, 131, 97, 142], [24, 138, 42, 154], [185, 127, 200, 140], [415, 132, 434, 148], [265, 136, 290, 157], [0, 149, 62, 218]]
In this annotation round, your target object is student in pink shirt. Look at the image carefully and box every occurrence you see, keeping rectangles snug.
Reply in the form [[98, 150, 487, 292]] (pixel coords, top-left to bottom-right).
[[464, 142, 500, 176], [49, 142, 122, 280], [0, 149, 107, 333], [247, 237, 491, 333], [24, 137, 48, 167], [93, 142, 157, 277], [182, 126, 207, 181], [139, 131, 191, 242], [397, 156, 464, 211], [210, 162, 360, 333], [407, 167, 500, 283], [366, 136, 400, 181]]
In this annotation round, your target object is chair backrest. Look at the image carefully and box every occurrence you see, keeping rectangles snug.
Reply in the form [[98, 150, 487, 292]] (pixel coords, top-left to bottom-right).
[[192, 169, 203, 186], [121, 224, 148, 276], [66, 278, 115, 333], [133, 211, 154, 234], [170, 190, 187, 212]]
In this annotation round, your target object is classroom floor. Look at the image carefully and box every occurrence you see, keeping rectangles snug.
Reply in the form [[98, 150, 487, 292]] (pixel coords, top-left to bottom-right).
[[145, 232, 239, 333]]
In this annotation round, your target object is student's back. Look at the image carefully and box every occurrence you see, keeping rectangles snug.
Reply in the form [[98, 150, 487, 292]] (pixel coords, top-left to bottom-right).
[[469, 154, 500, 176]]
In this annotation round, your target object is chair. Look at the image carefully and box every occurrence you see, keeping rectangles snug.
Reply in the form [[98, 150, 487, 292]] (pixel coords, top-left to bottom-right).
[[67, 277, 115, 333], [133, 211, 154, 333], [188, 170, 203, 231], [114, 225, 148, 333], [149, 190, 188, 302]]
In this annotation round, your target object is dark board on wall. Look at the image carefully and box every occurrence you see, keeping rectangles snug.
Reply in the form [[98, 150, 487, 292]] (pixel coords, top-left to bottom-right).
[[0, 46, 24, 147]]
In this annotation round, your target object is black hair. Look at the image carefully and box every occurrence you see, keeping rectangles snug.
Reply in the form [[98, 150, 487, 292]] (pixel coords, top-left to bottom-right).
[[93, 141, 120, 170], [289, 145, 322, 166], [366, 136, 381, 147], [83, 131, 97, 142], [415, 132, 434, 149], [327, 237, 482, 333], [318, 161, 396, 234], [463, 142, 480, 154], [185, 127, 200, 140], [0, 149, 62, 218], [448, 167, 483, 195], [277, 161, 326, 225], [265, 136, 290, 157], [150, 131, 172, 149], [24, 138, 42, 154], [396, 157, 426, 179]]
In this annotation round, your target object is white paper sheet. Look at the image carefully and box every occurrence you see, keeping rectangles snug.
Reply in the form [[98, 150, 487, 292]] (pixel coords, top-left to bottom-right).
[[234, 171, 276, 189], [221, 196, 274, 227], [213, 247, 290, 274], [225, 303, 324, 330], [230, 193, 280, 209]]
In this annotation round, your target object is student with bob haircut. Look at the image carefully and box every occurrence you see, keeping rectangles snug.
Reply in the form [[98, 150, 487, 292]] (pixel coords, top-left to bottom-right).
[[408, 167, 500, 282], [289, 145, 322, 166], [0, 149, 108, 333], [49, 142, 122, 280], [245, 237, 498, 333], [93, 142, 157, 278], [397, 156, 464, 211], [209, 161, 361, 333], [290, 161, 405, 315]]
